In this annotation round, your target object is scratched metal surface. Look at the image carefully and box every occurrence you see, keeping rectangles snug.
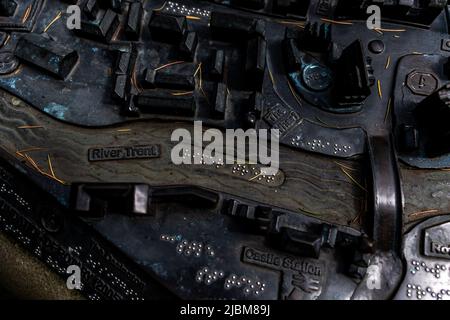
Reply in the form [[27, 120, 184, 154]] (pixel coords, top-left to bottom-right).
[[0, 90, 366, 228], [400, 164, 450, 231], [0, 88, 448, 233]]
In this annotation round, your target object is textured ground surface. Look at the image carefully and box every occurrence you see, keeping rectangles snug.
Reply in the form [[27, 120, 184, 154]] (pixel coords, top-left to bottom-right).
[[0, 232, 83, 300]]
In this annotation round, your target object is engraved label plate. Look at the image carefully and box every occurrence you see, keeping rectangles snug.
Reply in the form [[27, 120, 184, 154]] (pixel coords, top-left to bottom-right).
[[88, 145, 161, 162]]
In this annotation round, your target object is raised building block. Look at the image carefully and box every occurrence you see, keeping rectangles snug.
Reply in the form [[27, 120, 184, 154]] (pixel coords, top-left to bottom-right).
[[15, 33, 79, 80]]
